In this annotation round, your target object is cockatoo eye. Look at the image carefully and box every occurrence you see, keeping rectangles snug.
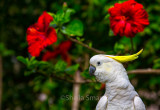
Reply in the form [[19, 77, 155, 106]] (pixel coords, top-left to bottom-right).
[[97, 61, 101, 66]]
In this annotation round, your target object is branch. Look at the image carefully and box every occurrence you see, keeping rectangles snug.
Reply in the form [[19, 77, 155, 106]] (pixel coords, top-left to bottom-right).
[[48, 68, 160, 84], [65, 35, 106, 54], [50, 72, 94, 84], [128, 68, 160, 74], [50, 73, 74, 83], [78, 69, 160, 83], [72, 71, 81, 110]]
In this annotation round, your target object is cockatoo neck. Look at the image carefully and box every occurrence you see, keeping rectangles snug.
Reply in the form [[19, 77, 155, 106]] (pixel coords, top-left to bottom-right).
[[105, 74, 129, 90], [104, 70, 131, 101], [105, 64, 129, 83]]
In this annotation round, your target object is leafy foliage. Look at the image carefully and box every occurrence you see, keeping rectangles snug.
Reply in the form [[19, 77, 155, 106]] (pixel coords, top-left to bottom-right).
[[49, 8, 75, 26], [17, 56, 79, 77], [61, 19, 84, 36], [1, 0, 160, 109]]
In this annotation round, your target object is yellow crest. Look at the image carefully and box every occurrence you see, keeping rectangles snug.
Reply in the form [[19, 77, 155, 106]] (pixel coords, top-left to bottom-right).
[[107, 49, 143, 63]]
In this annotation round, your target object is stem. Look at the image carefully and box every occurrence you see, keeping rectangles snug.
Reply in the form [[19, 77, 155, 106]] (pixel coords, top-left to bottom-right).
[[84, 54, 89, 70], [130, 37, 134, 54], [64, 35, 106, 54], [72, 71, 81, 110]]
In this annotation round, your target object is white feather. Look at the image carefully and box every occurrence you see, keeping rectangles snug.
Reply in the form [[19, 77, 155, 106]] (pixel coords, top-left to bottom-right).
[[96, 95, 108, 110], [134, 96, 146, 110]]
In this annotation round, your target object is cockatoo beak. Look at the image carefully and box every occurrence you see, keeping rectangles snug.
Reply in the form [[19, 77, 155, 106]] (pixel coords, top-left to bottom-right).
[[89, 65, 96, 76], [106, 49, 143, 63]]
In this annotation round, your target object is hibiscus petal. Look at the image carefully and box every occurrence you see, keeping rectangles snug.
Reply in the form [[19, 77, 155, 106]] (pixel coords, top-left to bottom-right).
[[42, 51, 59, 61], [27, 12, 57, 57], [134, 9, 149, 25], [44, 27, 57, 46], [37, 11, 53, 32], [61, 52, 71, 66], [28, 41, 44, 57], [108, 0, 149, 38], [112, 20, 126, 36], [124, 23, 134, 37], [58, 40, 72, 53]]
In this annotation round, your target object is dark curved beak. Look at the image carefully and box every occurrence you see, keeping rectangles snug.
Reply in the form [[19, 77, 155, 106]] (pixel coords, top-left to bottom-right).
[[89, 65, 96, 76]]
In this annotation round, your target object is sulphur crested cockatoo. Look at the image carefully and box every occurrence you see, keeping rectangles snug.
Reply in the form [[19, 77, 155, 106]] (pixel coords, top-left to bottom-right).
[[89, 49, 145, 110]]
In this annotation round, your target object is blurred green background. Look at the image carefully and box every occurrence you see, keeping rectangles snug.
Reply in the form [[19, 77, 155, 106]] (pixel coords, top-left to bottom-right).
[[0, 0, 160, 110]]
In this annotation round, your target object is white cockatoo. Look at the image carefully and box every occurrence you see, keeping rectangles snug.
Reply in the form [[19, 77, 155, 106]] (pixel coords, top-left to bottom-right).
[[89, 49, 145, 110]]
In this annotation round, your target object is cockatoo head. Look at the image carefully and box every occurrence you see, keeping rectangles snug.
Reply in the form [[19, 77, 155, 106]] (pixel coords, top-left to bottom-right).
[[89, 49, 143, 83]]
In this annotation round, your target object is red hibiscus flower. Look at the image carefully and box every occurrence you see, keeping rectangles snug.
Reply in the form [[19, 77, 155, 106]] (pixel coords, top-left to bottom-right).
[[27, 11, 57, 57], [42, 40, 72, 65], [108, 0, 149, 37]]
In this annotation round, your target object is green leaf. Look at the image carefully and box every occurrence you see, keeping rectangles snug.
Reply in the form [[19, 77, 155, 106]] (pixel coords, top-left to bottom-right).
[[114, 42, 125, 52], [76, 37, 81, 41], [55, 10, 64, 22], [94, 83, 101, 90], [54, 60, 67, 72], [29, 57, 36, 63], [63, 8, 75, 24], [104, 14, 110, 20], [108, 29, 114, 37], [17, 56, 28, 65], [49, 10, 65, 26], [153, 58, 160, 69], [76, 37, 84, 42], [81, 69, 94, 79], [94, 0, 108, 6], [88, 42, 92, 48], [42, 80, 57, 91], [49, 8, 75, 26], [65, 64, 79, 74], [61, 19, 84, 36]]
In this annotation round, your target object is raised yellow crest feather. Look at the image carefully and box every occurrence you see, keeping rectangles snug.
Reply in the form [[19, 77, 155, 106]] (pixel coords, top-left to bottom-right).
[[107, 49, 143, 63]]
